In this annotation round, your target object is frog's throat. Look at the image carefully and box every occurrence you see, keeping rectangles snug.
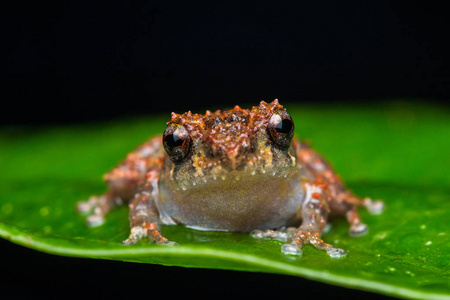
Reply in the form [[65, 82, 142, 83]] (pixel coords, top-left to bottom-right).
[[157, 171, 303, 232]]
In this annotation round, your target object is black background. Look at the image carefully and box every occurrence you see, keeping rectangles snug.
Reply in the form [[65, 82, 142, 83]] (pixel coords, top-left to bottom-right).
[[2, 1, 448, 298], [2, 1, 449, 126], [0, 238, 394, 299]]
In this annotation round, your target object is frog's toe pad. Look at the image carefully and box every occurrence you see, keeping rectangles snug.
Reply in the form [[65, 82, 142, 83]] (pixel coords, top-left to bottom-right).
[[122, 226, 146, 245], [121, 239, 135, 246], [281, 242, 303, 256], [76, 201, 92, 214], [364, 198, 385, 215], [250, 230, 265, 239], [160, 240, 179, 246], [86, 214, 105, 227], [251, 228, 293, 242], [326, 247, 347, 258], [349, 222, 368, 237]]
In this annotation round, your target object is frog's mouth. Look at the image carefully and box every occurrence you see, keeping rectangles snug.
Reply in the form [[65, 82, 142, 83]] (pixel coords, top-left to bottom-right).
[[171, 164, 297, 191]]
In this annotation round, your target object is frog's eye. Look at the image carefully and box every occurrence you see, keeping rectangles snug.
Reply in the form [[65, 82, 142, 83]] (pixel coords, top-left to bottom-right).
[[267, 109, 295, 150], [163, 123, 192, 163]]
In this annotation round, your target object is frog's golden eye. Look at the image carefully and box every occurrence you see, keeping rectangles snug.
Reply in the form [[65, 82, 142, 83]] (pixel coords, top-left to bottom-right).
[[163, 123, 192, 163], [267, 109, 295, 150]]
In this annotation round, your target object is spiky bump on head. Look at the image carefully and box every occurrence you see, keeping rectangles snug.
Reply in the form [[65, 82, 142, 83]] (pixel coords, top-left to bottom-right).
[[168, 99, 284, 167], [164, 99, 296, 188]]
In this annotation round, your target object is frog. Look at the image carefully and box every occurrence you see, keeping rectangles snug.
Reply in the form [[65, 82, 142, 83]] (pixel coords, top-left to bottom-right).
[[77, 99, 384, 258]]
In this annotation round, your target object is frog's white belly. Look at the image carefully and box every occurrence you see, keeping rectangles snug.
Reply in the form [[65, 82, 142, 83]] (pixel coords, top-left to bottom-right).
[[157, 173, 304, 232]]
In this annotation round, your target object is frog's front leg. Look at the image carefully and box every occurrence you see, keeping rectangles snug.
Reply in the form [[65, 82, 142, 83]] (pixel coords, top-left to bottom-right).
[[252, 183, 346, 258], [77, 136, 164, 227], [297, 141, 384, 236], [122, 171, 177, 246], [281, 183, 347, 258], [77, 162, 144, 227]]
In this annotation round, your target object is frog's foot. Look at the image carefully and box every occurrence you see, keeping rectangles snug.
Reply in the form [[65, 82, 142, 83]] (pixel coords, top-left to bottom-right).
[[121, 222, 178, 246], [281, 231, 347, 258], [76, 195, 103, 215], [251, 227, 297, 242], [363, 197, 385, 215], [345, 208, 370, 237], [76, 193, 122, 227], [349, 221, 368, 237]]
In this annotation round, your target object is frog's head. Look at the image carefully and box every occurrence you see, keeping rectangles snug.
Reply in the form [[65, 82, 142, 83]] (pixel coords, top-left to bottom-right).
[[162, 99, 298, 189]]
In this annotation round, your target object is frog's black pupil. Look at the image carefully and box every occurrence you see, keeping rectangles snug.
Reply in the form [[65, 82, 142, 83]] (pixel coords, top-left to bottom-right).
[[275, 119, 293, 134], [164, 133, 183, 148]]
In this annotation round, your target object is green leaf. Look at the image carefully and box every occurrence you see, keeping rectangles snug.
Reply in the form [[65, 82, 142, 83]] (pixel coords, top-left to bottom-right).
[[1, 101, 449, 299]]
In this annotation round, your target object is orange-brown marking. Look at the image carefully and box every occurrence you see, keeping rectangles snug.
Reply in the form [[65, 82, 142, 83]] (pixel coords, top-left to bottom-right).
[[312, 192, 322, 200]]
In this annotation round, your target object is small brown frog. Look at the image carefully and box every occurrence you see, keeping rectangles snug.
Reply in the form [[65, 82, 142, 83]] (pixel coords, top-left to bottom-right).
[[78, 100, 383, 257]]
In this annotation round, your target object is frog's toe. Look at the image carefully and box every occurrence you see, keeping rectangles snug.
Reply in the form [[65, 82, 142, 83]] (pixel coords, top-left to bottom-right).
[[251, 227, 296, 242], [284, 230, 348, 258], [160, 240, 179, 246], [323, 223, 332, 234], [76, 200, 92, 214], [250, 229, 264, 238], [122, 226, 146, 245], [281, 242, 303, 256], [86, 214, 105, 227], [326, 247, 347, 258], [77, 195, 103, 214], [349, 222, 368, 237], [363, 198, 385, 215], [121, 238, 136, 246]]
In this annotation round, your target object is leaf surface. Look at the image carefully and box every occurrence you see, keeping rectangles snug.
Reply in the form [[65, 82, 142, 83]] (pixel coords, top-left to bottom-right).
[[1, 102, 449, 299]]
